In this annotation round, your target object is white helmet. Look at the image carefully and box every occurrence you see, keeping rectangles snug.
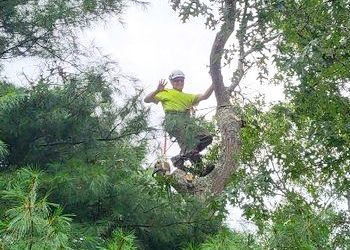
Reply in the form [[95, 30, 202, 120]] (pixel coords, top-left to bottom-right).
[[169, 70, 185, 80]]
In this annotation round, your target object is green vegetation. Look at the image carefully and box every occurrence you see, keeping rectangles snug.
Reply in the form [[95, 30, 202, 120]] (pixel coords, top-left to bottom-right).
[[0, 0, 349, 249]]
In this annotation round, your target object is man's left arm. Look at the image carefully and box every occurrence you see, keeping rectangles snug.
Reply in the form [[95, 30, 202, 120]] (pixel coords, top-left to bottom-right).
[[196, 84, 214, 103]]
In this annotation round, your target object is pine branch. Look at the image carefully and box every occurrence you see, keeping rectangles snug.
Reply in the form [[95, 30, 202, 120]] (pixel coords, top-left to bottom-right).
[[37, 130, 145, 147], [121, 218, 216, 229]]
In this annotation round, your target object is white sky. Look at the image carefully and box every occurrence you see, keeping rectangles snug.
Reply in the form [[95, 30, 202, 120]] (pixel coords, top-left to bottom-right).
[[3, 0, 284, 118], [83, 0, 219, 125], [80, 0, 284, 152]]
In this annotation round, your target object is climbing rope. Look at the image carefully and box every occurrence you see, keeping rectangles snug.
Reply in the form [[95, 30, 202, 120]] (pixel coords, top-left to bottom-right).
[[152, 131, 171, 177]]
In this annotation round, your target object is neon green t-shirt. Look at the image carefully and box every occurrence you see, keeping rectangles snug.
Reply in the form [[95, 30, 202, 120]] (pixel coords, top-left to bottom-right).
[[154, 88, 199, 112]]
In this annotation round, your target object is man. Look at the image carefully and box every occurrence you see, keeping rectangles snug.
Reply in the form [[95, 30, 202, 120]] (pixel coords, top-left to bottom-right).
[[144, 70, 215, 176]]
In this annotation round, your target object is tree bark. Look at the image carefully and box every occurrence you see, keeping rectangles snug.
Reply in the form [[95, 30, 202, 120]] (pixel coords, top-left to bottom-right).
[[207, 0, 240, 195], [171, 0, 241, 196]]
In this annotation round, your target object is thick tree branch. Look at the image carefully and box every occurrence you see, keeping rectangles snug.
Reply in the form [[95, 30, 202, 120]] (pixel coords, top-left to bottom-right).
[[169, 0, 280, 197], [170, 0, 242, 196], [207, 0, 243, 195], [209, 0, 237, 105]]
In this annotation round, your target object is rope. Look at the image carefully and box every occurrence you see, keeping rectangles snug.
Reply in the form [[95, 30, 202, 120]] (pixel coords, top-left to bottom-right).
[[193, 104, 233, 118], [163, 130, 167, 156], [195, 104, 232, 111], [165, 140, 175, 153], [195, 105, 217, 111], [159, 132, 175, 159], [161, 131, 167, 170]]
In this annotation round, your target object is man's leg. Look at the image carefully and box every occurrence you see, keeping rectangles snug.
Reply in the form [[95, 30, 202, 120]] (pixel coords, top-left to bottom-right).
[[165, 113, 214, 176], [185, 122, 214, 176], [164, 113, 191, 170]]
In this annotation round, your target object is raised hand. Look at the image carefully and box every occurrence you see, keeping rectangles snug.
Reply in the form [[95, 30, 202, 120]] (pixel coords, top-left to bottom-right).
[[157, 79, 167, 92]]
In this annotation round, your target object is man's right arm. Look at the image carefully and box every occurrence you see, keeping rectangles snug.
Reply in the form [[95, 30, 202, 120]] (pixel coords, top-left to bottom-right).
[[144, 90, 160, 103], [144, 79, 167, 104]]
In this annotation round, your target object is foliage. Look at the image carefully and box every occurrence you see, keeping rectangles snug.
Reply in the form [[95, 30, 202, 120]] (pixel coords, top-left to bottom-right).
[[268, 0, 350, 83], [183, 229, 261, 250], [229, 100, 350, 248], [0, 0, 147, 60], [225, 1, 350, 249], [170, 0, 350, 249], [0, 67, 148, 167], [0, 168, 72, 250], [101, 229, 138, 250], [0, 0, 227, 249], [0, 74, 224, 249], [266, 200, 334, 250], [0, 140, 8, 160]]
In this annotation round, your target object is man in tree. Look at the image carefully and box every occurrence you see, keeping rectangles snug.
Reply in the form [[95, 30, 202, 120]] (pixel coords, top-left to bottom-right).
[[144, 70, 215, 176]]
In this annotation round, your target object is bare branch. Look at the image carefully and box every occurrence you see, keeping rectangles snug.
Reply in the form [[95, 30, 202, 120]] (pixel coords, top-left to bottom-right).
[[0, 29, 49, 59], [228, 0, 249, 93]]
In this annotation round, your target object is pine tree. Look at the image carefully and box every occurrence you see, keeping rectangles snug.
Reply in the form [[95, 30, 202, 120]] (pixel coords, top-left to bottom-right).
[[0, 1, 224, 249]]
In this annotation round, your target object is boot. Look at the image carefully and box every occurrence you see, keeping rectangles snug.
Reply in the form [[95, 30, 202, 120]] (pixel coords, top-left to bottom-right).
[[188, 152, 215, 177], [198, 164, 215, 177], [196, 134, 213, 152], [171, 150, 200, 171], [171, 155, 185, 171]]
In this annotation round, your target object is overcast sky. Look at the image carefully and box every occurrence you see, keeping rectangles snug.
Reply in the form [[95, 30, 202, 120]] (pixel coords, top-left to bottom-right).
[[4, 0, 284, 116], [83, 0, 219, 122], [80, 0, 284, 128]]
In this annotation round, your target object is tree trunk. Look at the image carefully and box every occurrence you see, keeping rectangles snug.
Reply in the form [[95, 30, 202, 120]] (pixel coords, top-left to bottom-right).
[[171, 0, 241, 196], [206, 0, 241, 195], [209, 105, 241, 195]]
